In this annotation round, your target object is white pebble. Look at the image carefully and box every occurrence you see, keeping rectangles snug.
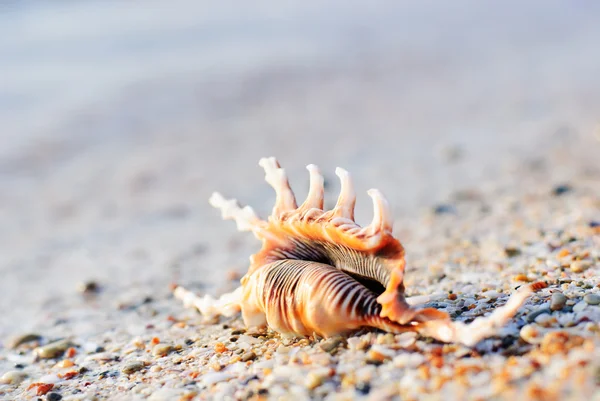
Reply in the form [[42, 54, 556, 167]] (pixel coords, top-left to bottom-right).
[[573, 301, 587, 313], [482, 290, 500, 299], [201, 372, 232, 386], [0, 371, 28, 385], [396, 332, 417, 348], [148, 388, 184, 401]]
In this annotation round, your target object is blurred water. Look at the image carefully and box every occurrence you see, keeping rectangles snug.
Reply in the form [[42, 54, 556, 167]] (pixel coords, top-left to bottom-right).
[[2, 1, 599, 158]]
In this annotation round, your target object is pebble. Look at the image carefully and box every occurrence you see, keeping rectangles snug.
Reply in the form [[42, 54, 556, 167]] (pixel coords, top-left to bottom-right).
[[319, 337, 345, 354], [366, 345, 394, 365], [550, 293, 567, 311], [552, 184, 572, 196], [152, 344, 174, 357], [122, 361, 145, 375], [201, 372, 232, 386], [305, 369, 330, 390], [433, 204, 456, 215], [240, 351, 257, 362], [77, 280, 100, 294], [148, 389, 184, 401], [520, 324, 542, 344], [482, 290, 500, 299], [527, 308, 551, 323], [47, 392, 63, 401], [583, 294, 600, 305], [35, 339, 72, 359], [504, 247, 521, 258], [396, 332, 417, 348], [6, 333, 42, 349], [570, 261, 591, 273], [0, 370, 28, 385], [573, 301, 587, 313]]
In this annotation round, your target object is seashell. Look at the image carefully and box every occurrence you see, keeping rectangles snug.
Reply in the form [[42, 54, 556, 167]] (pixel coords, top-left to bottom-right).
[[175, 157, 546, 346]]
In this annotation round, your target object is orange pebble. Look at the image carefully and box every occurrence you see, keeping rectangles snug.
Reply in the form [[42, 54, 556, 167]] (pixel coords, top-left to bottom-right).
[[513, 274, 530, 282], [55, 359, 75, 369], [27, 383, 54, 396], [214, 342, 228, 353], [151, 337, 160, 345], [58, 371, 78, 380], [66, 347, 77, 358]]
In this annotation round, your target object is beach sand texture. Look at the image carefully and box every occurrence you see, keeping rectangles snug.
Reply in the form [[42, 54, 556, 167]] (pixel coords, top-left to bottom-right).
[[1, 1, 599, 399]]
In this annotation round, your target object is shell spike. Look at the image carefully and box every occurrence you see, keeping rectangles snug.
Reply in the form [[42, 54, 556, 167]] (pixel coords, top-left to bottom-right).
[[209, 192, 265, 234], [332, 167, 356, 220], [366, 188, 393, 235], [298, 164, 325, 211], [415, 282, 547, 346], [258, 157, 298, 217]]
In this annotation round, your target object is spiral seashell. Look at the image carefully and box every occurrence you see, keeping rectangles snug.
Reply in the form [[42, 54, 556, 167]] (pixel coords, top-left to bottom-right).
[[174, 157, 546, 345]]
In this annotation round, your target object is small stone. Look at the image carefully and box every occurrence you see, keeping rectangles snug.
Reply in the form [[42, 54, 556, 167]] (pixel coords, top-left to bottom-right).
[[504, 247, 522, 258], [240, 351, 257, 362], [77, 281, 100, 294], [573, 301, 587, 313], [35, 340, 72, 359], [513, 274, 531, 282], [395, 332, 417, 348], [54, 359, 75, 369], [6, 333, 42, 349], [552, 184, 572, 196], [319, 337, 345, 354], [214, 342, 228, 353], [526, 308, 552, 323], [376, 333, 395, 345], [0, 370, 28, 385], [46, 393, 63, 401], [433, 204, 456, 215], [482, 290, 500, 299], [276, 345, 290, 354], [305, 371, 326, 390], [583, 294, 600, 305], [550, 293, 567, 311], [356, 382, 371, 395], [570, 261, 591, 273], [152, 344, 174, 357], [122, 361, 145, 375], [366, 346, 393, 365], [201, 372, 232, 386], [520, 324, 542, 344]]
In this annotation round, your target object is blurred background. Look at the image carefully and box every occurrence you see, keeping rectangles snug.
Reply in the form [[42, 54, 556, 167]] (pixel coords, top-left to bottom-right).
[[1, 1, 599, 337]]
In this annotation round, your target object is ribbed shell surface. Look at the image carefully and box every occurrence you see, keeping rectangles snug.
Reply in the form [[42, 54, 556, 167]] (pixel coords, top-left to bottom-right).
[[242, 259, 411, 338]]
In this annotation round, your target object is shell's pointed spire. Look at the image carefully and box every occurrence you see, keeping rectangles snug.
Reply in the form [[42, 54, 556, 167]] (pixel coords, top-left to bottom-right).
[[366, 188, 393, 234], [209, 192, 264, 234], [258, 157, 297, 217], [298, 164, 324, 211], [332, 167, 356, 220]]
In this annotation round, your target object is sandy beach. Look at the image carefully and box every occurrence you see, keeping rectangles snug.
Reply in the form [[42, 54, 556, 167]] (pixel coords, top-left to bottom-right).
[[1, 1, 599, 400]]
